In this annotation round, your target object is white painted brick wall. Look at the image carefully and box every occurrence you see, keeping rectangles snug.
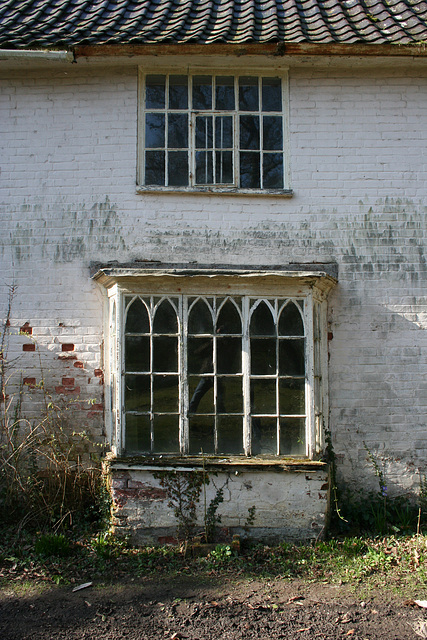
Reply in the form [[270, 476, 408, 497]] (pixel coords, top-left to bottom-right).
[[1, 60, 426, 495]]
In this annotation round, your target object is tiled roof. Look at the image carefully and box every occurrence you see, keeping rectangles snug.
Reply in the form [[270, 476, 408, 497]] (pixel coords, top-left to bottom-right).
[[1, 0, 427, 48]]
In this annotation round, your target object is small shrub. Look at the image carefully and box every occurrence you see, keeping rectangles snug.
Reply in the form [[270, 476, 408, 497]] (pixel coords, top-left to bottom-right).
[[34, 533, 71, 558]]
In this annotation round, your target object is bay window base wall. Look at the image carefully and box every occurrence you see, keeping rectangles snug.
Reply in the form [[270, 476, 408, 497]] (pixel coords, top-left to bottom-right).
[[106, 457, 330, 544]]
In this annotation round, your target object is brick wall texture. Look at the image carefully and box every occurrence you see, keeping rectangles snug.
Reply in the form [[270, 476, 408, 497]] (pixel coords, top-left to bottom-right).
[[1, 59, 426, 496]]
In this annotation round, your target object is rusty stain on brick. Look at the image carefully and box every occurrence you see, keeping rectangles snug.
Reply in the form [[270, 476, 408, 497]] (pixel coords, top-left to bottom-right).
[[94, 369, 103, 377], [23, 344, 35, 352], [59, 354, 77, 360], [20, 322, 32, 335], [74, 361, 84, 368], [23, 377, 36, 387], [62, 377, 74, 386], [61, 343, 75, 352]]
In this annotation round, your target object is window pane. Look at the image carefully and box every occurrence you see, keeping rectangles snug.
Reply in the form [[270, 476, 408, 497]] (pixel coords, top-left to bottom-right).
[[263, 153, 283, 189], [217, 376, 243, 413], [240, 152, 260, 188], [217, 300, 242, 334], [250, 338, 276, 375], [146, 74, 165, 109], [145, 150, 165, 185], [215, 76, 235, 110], [252, 417, 277, 455], [251, 379, 276, 414], [196, 151, 213, 184], [125, 336, 150, 372], [215, 116, 233, 149], [239, 76, 258, 111], [193, 75, 212, 110], [217, 416, 243, 454], [240, 115, 260, 150], [280, 418, 305, 455], [153, 375, 179, 412], [279, 302, 304, 336], [279, 339, 305, 376], [279, 378, 305, 414], [262, 77, 282, 112], [168, 151, 189, 186], [126, 298, 150, 333], [153, 336, 178, 372], [189, 415, 215, 454], [125, 374, 150, 411], [168, 113, 188, 148], [250, 301, 275, 336], [263, 116, 282, 150], [195, 116, 213, 149], [188, 337, 213, 374], [217, 337, 242, 374], [153, 415, 179, 453], [126, 414, 151, 453], [153, 299, 178, 333], [188, 299, 213, 334], [189, 376, 214, 413], [145, 113, 165, 148], [169, 75, 188, 109], [215, 151, 233, 184]]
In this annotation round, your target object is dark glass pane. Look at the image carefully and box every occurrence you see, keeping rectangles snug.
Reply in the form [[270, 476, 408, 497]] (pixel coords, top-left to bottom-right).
[[215, 151, 233, 184], [188, 299, 213, 334], [279, 302, 304, 336], [240, 115, 260, 150], [279, 339, 305, 376], [263, 154, 283, 189], [215, 76, 235, 110], [250, 301, 275, 336], [146, 74, 165, 109], [145, 150, 165, 185], [153, 336, 178, 372], [251, 379, 276, 414], [168, 113, 188, 148], [280, 418, 305, 455], [126, 414, 151, 453], [188, 337, 213, 374], [279, 379, 305, 415], [217, 300, 242, 334], [217, 416, 243, 454], [153, 415, 179, 453], [193, 75, 212, 110], [250, 338, 276, 375], [195, 116, 213, 148], [189, 415, 215, 454], [217, 376, 243, 413], [217, 337, 242, 374], [252, 417, 277, 455], [168, 151, 188, 186], [145, 113, 165, 148], [125, 374, 150, 411], [169, 75, 188, 109], [240, 152, 260, 188], [196, 151, 213, 184], [153, 375, 179, 412], [239, 76, 258, 111], [125, 298, 150, 333], [215, 116, 233, 148], [262, 77, 282, 112], [189, 376, 214, 413], [263, 116, 282, 150], [153, 299, 178, 333], [125, 336, 150, 372]]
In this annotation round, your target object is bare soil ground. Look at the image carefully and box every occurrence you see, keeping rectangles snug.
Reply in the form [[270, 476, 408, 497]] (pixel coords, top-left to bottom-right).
[[1, 574, 426, 640]]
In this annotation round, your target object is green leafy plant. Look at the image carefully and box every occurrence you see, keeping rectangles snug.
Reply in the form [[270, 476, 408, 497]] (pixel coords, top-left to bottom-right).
[[34, 533, 71, 558]]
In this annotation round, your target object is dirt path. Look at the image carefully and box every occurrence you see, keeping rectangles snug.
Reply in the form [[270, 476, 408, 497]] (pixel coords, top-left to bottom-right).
[[1, 576, 426, 639]]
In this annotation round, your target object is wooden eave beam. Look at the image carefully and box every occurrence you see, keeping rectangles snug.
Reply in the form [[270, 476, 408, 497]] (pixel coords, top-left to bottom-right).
[[74, 42, 427, 58]]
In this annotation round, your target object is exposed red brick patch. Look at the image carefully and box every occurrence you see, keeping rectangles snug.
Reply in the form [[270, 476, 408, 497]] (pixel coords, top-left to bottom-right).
[[58, 354, 77, 360], [94, 369, 103, 377], [20, 322, 32, 335], [23, 377, 36, 387], [61, 343, 74, 352], [62, 377, 74, 387], [55, 385, 80, 396], [23, 344, 35, 352], [73, 361, 84, 368], [157, 536, 176, 545], [328, 331, 334, 341]]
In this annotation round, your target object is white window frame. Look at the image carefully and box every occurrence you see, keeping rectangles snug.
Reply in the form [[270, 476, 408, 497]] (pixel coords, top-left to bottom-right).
[[97, 269, 335, 460], [137, 68, 292, 196]]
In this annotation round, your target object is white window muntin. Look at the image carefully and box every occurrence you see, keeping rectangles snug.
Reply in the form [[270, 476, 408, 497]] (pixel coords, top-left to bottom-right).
[[117, 292, 313, 458]]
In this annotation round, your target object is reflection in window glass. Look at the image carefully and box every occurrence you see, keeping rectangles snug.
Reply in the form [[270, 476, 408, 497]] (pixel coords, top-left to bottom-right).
[[169, 75, 188, 110], [216, 76, 235, 110], [146, 75, 165, 109], [239, 76, 259, 111], [193, 75, 212, 110], [262, 77, 282, 112]]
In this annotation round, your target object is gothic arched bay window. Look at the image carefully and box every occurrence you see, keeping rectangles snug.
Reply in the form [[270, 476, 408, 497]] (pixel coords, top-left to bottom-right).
[[97, 269, 337, 459]]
